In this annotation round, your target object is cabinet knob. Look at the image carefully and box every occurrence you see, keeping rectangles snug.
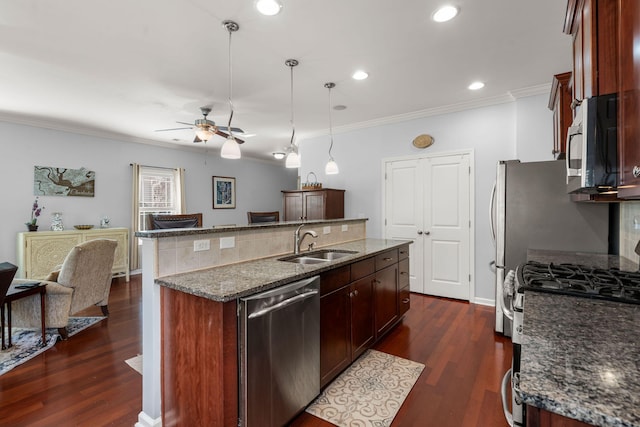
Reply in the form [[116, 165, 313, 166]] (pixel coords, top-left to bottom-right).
[[354, 290, 359, 297], [633, 166, 640, 178]]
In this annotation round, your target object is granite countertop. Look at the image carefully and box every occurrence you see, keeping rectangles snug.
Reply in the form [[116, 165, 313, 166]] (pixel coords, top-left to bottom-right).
[[519, 292, 640, 427], [527, 249, 638, 272], [155, 238, 407, 302]]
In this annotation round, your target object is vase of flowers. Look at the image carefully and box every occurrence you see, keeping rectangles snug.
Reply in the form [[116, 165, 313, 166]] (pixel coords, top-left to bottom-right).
[[26, 197, 44, 231]]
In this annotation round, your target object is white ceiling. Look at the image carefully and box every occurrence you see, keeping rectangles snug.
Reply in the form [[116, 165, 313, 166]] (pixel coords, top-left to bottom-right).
[[0, 0, 571, 161]]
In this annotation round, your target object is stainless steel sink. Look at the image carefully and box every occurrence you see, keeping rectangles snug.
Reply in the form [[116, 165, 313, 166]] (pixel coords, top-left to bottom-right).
[[279, 249, 358, 264]]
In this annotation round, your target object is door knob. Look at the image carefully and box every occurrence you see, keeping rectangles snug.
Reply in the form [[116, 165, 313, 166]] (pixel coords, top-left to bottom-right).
[[417, 230, 423, 235], [425, 231, 431, 235]]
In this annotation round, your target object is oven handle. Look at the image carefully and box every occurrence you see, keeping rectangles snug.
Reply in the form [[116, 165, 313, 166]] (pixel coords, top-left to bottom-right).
[[501, 368, 514, 427]]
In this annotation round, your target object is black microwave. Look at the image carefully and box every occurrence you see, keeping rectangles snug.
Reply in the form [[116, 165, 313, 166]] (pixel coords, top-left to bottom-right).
[[566, 93, 618, 194]]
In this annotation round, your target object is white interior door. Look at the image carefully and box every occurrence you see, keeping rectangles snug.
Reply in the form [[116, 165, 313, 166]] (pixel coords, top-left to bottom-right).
[[423, 155, 470, 300], [384, 159, 423, 291], [384, 152, 472, 300]]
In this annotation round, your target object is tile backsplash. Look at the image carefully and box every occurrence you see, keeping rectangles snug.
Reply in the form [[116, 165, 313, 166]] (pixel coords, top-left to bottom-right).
[[155, 220, 367, 277], [620, 201, 640, 265]]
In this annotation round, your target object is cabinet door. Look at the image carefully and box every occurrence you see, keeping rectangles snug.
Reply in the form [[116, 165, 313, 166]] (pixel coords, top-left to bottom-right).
[[617, 0, 640, 197], [350, 276, 374, 361], [283, 192, 303, 221], [320, 286, 351, 388], [22, 233, 82, 278], [303, 192, 326, 220], [83, 229, 129, 277], [374, 264, 398, 338]]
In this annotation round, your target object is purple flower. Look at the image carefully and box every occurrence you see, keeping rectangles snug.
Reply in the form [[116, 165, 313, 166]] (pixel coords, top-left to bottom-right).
[[27, 197, 45, 226]]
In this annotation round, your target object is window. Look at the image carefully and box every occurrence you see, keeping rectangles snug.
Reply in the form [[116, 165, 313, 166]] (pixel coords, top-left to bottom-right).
[[137, 166, 183, 231]]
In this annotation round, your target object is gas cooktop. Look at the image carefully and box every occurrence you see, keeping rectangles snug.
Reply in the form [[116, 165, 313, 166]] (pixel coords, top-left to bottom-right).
[[517, 261, 640, 304]]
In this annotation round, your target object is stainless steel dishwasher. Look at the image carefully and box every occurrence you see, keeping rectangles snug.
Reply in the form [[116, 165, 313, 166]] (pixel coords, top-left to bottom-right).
[[239, 275, 320, 427]]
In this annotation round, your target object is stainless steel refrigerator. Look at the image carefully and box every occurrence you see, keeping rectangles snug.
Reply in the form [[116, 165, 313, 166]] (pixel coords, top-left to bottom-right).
[[491, 160, 610, 336]]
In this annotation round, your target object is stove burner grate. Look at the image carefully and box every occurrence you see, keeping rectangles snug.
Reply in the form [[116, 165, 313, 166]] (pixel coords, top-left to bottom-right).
[[518, 261, 640, 304]]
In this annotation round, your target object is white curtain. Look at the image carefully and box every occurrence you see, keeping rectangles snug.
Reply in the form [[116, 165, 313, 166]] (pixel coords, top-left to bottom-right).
[[177, 167, 186, 214], [130, 163, 141, 271]]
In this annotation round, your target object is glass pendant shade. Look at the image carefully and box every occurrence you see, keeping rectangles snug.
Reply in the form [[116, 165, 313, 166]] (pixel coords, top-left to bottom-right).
[[285, 151, 300, 168], [256, 0, 282, 15], [195, 128, 214, 141], [325, 159, 339, 175], [221, 136, 241, 159]]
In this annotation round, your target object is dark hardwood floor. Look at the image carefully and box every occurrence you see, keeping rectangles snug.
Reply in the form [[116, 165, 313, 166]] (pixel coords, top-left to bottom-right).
[[0, 275, 512, 427]]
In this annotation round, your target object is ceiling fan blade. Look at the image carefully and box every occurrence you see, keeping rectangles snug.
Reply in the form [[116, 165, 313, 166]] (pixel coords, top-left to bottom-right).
[[217, 126, 244, 133], [193, 135, 202, 143], [176, 121, 195, 126], [155, 127, 193, 132], [214, 129, 244, 144]]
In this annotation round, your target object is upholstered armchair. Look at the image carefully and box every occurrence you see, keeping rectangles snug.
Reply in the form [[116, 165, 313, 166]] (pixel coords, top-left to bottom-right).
[[11, 239, 117, 339]]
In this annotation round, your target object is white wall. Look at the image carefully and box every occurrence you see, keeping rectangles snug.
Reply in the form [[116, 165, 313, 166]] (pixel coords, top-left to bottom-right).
[[0, 121, 297, 264], [299, 93, 554, 303]]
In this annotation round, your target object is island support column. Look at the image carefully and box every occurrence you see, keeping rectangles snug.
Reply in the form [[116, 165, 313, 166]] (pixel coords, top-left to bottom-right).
[[136, 237, 162, 427]]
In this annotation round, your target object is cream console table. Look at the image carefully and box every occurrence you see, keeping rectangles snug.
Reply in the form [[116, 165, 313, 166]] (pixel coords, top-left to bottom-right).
[[17, 227, 130, 281]]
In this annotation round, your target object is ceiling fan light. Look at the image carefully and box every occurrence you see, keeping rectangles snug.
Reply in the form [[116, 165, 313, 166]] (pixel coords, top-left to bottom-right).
[[285, 151, 300, 168], [273, 152, 286, 160], [256, 0, 282, 16], [221, 136, 241, 159], [195, 128, 214, 141], [325, 159, 339, 175]]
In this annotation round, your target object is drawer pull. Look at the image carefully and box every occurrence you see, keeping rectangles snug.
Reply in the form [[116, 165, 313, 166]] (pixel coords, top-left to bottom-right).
[[634, 165, 640, 178], [383, 257, 393, 261], [400, 271, 407, 275], [402, 298, 410, 304]]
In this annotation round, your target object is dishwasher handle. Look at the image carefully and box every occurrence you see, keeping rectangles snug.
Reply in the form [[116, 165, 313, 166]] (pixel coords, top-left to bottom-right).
[[501, 368, 514, 427], [248, 290, 318, 319]]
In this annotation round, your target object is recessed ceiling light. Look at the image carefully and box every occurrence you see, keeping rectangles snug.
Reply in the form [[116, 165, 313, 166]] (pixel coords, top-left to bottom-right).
[[432, 5, 459, 23], [468, 81, 485, 90], [333, 105, 347, 111], [352, 70, 369, 80], [256, 0, 282, 16]]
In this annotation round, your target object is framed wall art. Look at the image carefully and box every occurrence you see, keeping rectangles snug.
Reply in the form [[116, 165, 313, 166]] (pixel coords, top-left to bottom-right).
[[212, 176, 236, 209], [34, 165, 95, 197]]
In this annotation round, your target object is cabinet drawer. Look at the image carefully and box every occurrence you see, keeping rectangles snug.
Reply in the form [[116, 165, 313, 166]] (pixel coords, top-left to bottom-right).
[[351, 257, 375, 281], [399, 288, 410, 317], [320, 265, 351, 296], [398, 244, 410, 260], [398, 258, 409, 288], [375, 249, 398, 271]]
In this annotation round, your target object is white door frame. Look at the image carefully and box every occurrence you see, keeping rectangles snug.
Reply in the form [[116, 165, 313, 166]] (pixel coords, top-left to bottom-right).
[[381, 149, 476, 302]]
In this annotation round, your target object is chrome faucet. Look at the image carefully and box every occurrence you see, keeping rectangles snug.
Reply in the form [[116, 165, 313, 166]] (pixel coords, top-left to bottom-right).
[[294, 224, 318, 254]]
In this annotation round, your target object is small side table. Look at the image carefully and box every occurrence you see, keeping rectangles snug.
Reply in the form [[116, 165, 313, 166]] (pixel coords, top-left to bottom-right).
[[1, 281, 47, 349]]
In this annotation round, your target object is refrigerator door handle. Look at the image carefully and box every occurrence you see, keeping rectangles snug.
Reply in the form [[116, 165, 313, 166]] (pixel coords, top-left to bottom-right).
[[489, 180, 497, 247]]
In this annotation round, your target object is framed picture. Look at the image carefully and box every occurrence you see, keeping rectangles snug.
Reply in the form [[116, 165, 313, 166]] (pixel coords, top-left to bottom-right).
[[212, 176, 236, 209]]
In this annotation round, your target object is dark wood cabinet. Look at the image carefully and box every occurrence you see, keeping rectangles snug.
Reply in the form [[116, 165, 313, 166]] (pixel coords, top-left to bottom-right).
[[548, 72, 573, 158], [617, 0, 640, 198], [282, 189, 345, 221], [374, 264, 398, 338], [526, 405, 592, 427], [319, 246, 408, 388], [564, 0, 618, 103]]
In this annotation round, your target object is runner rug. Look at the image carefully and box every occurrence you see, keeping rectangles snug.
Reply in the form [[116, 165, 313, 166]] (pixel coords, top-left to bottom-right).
[[306, 349, 425, 427], [0, 316, 105, 376]]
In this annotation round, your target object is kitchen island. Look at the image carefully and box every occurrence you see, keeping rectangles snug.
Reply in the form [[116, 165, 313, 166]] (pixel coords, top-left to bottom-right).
[[519, 292, 640, 427], [133, 218, 408, 427]]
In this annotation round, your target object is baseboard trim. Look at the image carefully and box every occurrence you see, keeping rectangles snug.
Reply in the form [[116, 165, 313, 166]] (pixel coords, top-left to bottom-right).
[[473, 297, 495, 307], [135, 411, 162, 427]]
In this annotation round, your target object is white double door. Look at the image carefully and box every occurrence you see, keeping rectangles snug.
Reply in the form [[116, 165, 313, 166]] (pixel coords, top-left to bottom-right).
[[384, 152, 472, 300]]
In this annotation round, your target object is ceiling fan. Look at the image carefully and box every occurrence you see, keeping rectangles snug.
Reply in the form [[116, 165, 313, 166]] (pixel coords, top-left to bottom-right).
[[155, 106, 245, 144]]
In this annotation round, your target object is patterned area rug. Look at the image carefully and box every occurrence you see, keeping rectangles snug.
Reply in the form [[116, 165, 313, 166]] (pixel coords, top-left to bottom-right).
[[306, 349, 425, 427], [0, 316, 105, 376], [125, 354, 142, 374]]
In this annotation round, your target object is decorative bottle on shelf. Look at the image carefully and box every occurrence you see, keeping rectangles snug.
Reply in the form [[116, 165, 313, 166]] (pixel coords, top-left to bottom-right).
[[50, 212, 64, 231]]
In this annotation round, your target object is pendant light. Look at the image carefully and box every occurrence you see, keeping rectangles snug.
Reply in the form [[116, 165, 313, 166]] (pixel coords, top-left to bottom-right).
[[220, 20, 241, 159], [324, 82, 339, 175], [285, 59, 301, 168]]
